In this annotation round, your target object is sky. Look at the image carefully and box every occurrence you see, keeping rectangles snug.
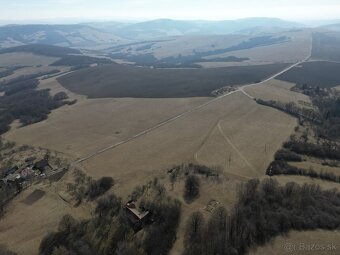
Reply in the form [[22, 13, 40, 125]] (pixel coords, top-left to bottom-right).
[[1, 0, 340, 23]]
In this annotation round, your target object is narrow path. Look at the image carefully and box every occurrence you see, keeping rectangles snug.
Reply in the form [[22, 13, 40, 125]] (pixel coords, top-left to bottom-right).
[[73, 58, 309, 165]]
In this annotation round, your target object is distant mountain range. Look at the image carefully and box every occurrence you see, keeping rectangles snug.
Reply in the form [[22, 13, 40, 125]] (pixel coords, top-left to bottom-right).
[[87, 18, 304, 40], [1, 18, 340, 49]]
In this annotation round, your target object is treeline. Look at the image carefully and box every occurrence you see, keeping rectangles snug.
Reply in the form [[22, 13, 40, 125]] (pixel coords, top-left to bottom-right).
[[313, 95, 340, 140], [0, 44, 80, 57], [67, 170, 114, 204], [0, 66, 26, 79], [255, 99, 320, 123], [266, 160, 340, 183], [51, 55, 112, 67], [0, 69, 14, 78], [0, 74, 73, 134], [292, 85, 340, 140], [40, 179, 181, 255], [112, 52, 249, 69], [292, 83, 328, 97], [183, 179, 340, 255], [0, 69, 60, 86], [274, 149, 302, 162], [283, 140, 340, 160]]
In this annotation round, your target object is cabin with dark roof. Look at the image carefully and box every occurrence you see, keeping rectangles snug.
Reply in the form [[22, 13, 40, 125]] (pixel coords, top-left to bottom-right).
[[125, 201, 150, 230], [33, 156, 51, 172]]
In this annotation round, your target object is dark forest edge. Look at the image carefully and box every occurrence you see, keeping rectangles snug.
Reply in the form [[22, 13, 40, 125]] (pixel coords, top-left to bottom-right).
[[256, 73, 340, 184], [0, 73, 76, 134]]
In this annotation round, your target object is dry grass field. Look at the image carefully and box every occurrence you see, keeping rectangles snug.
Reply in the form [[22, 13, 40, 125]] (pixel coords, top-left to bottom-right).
[[1, 78, 297, 255], [244, 79, 312, 104], [205, 30, 312, 67], [4, 77, 210, 157], [0, 174, 91, 255], [79, 92, 296, 196], [151, 35, 247, 59], [0, 65, 68, 83], [0, 52, 59, 67]]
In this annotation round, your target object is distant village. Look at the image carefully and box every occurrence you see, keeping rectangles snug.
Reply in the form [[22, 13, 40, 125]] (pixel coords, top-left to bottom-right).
[[1, 155, 51, 184], [0, 154, 68, 211]]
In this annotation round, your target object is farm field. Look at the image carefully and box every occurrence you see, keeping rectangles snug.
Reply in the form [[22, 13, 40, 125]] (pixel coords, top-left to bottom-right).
[[79, 92, 296, 196], [312, 31, 340, 61], [0, 177, 91, 255], [4, 77, 210, 157], [206, 30, 312, 66], [0, 65, 68, 82], [57, 63, 289, 98], [0, 52, 59, 67], [244, 79, 312, 104], [276, 61, 340, 88], [109, 30, 312, 68]]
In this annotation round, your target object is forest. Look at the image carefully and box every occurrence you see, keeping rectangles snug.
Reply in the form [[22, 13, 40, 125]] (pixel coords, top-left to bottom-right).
[[183, 179, 340, 255], [0, 74, 74, 134]]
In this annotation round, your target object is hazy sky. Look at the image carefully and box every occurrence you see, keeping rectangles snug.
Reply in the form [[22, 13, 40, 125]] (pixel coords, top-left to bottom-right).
[[1, 0, 340, 22]]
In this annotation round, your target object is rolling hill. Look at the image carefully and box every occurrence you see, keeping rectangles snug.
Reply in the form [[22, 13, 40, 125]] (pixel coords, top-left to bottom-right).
[[0, 24, 125, 48], [97, 18, 303, 40]]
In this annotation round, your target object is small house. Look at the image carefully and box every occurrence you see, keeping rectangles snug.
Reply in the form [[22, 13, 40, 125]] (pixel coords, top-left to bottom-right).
[[33, 156, 51, 172], [20, 167, 35, 179], [125, 201, 150, 229]]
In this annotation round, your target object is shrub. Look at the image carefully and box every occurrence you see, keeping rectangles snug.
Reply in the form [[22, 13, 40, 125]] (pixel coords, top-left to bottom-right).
[[86, 177, 114, 200], [53, 92, 68, 101], [184, 175, 200, 202], [274, 149, 302, 162]]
